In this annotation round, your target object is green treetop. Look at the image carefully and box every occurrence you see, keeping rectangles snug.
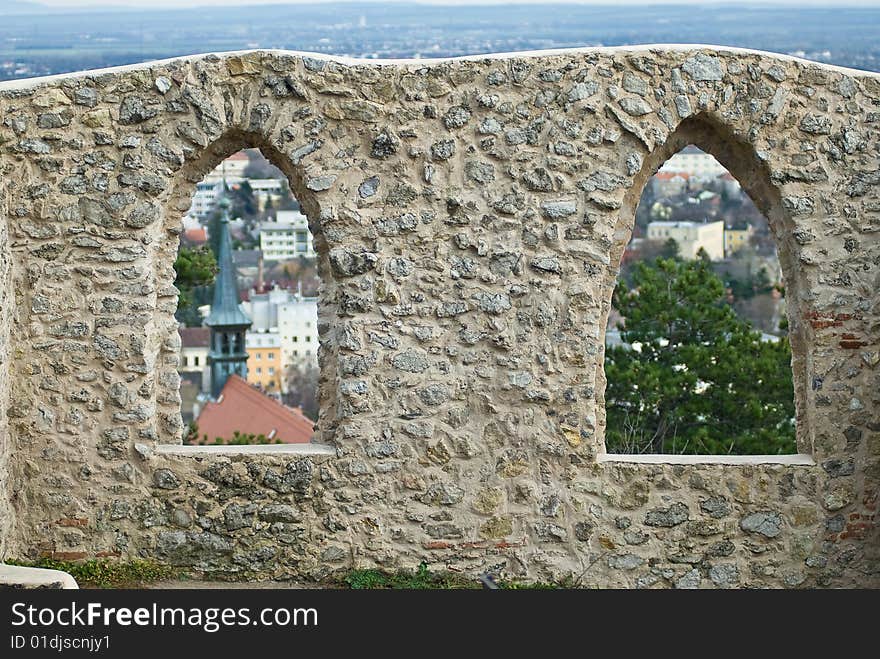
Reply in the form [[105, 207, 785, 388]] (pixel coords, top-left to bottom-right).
[[604, 257, 795, 455], [173, 245, 217, 311]]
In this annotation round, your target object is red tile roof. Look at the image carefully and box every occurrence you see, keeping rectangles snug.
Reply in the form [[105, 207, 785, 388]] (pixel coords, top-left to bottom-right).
[[654, 171, 690, 180], [183, 227, 207, 244], [179, 327, 210, 348], [193, 375, 314, 445]]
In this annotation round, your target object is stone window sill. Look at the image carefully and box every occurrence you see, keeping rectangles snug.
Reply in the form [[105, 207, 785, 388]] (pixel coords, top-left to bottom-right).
[[597, 453, 814, 466], [155, 443, 336, 457]]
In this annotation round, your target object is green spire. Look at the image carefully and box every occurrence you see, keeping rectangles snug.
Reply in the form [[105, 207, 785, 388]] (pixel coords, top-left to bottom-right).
[[205, 196, 251, 328]]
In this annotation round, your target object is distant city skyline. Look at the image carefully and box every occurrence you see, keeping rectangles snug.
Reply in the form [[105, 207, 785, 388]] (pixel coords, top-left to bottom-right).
[[30, 0, 880, 9], [4, 0, 877, 81]]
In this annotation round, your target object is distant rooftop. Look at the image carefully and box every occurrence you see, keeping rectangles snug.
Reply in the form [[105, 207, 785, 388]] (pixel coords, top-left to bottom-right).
[[262, 210, 308, 230], [653, 171, 690, 180], [232, 249, 262, 268], [182, 227, 207, 245], [648, 220, 724, 228], [178, 326, 210, 349]]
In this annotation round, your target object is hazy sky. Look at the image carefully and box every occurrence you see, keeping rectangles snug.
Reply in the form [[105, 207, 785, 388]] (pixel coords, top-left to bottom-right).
[[32, 0, 880, 8]]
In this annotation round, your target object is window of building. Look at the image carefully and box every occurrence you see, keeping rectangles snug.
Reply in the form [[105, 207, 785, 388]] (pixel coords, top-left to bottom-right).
[[268, 352, 275, 360]]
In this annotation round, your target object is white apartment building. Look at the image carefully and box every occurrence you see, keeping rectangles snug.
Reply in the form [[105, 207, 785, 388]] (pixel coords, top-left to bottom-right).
[[658, 147, 728, 179], [647, 220, 725, 261], [259, 210, 316, 260], [189, 180, 224, 220], [239, 285, 319, 378], [187, 152, 254, 218], [249, 178, 287, 210], [245, 331, 282, 352]]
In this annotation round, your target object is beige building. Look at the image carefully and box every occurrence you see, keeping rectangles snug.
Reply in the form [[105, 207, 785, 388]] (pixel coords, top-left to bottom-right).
[[647, 220, 725, 261], [203, 150, 250, 184], [178, 327, 211, 392], [658, 146, 729, 178]]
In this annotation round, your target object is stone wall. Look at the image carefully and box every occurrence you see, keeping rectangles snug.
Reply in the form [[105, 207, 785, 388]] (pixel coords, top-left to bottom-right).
[[0, 46, 877, 587], [0, 192, 12, 558]]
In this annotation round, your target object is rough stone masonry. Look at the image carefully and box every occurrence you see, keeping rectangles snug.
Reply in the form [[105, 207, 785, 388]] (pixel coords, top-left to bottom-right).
[[0, 45, 878, 587]]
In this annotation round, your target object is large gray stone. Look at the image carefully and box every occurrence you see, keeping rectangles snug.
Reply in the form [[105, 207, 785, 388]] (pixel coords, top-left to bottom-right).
[[740, 511, 783, 538], [645, 502, 690, 527], [681, 54, 724, 81]]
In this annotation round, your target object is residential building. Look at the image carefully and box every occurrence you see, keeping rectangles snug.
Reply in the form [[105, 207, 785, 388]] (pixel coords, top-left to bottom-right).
[[647, 220, 725, 261], [187, 152, 254, 219], [192, 375, 313, 445], [178, 327, 211, 393], [246, 332, 283, 392], [239, 285, 319, 381], [658, 146, 728, 179], [203, 150, 250, 184], [181, 225, 208, 247], [177, 326, 211, 425], [724, 225, 754, 256], [260, 210, 316, 260], [278, 293, 319, 369], [189, 179, 224, 219], [249, 178, 287, 210], [650, 171, 689, 197]]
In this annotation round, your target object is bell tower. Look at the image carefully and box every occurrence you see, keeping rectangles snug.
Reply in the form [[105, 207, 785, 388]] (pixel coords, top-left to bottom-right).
[[206, 195, 252, 399]]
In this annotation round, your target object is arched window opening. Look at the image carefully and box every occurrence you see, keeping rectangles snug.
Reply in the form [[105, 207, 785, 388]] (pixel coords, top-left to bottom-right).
[[603, 144, 796, 456], [173, 147, 321, 446]]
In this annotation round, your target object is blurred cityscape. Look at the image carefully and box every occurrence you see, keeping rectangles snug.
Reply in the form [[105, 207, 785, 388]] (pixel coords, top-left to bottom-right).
[[1, 2, 879, 81]]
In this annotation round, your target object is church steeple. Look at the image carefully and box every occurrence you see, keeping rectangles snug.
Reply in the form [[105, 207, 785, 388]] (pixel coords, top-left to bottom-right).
[[206, 194, 251, 399]]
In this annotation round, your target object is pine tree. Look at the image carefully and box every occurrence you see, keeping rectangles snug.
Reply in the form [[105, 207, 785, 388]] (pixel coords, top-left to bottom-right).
[[660, 237, 680, 260], [231, 180, 257, 218], [604, 257, 795, 455]]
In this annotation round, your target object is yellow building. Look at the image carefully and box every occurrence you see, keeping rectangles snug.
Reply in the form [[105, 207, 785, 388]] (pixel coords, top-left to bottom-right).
[[724, 226, 754, 257], [245, 332, 283, 392]]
